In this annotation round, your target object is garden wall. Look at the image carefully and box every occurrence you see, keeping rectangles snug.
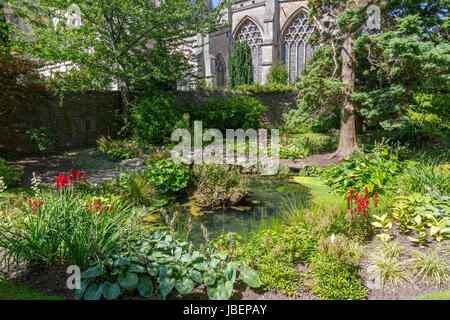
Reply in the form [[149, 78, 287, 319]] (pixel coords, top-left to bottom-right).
[[1, 89, 297, 159], [0, 91, 121, 159]]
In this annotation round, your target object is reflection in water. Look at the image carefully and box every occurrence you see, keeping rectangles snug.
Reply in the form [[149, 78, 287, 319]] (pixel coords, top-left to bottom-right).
[[178, 177, 310, 246]]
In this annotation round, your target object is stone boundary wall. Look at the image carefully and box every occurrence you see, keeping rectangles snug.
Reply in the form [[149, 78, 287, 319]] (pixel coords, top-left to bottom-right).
[[1, 89, 297, 159], [0, 91, 121, 159]]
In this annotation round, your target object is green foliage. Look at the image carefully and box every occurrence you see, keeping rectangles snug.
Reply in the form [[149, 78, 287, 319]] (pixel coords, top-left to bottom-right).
[[279, 134, 313, 159], [0, 158, 22, 187], [295, 45, 343, 120], [76, 230, 261, 300], [0, 190, 138, 270], [322, 145, 402, 194], [193, 163, 252, 207], [317, 234, 361, 265], [233, 83, 296, 94], [200, 95, 266, 131], [228, 41, 253, 88], [96, 136, 144, 161], [266, 62, 288, 85], [309, 253, 368, 300], [10, 0, 226, 96], [368, 246, 411, 288], [145, 159, 190, 194], [130, 94, 188, 145], [26, 126, 55, 153], [0, 3, 9, 47], [353, 13, 450, 132], [392, 193, 450, 242], [234, 224, 317, 296], [409, 247, 450, 287], [397, 160, 450, 195]]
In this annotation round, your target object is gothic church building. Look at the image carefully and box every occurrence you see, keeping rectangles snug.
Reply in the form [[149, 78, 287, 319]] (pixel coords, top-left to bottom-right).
[[195, 0, 315, 88]]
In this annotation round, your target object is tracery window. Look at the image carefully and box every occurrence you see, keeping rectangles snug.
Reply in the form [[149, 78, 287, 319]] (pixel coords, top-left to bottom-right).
[[215, 54, 226, 88], [281, 11, 315, 82], [234, 19, 263, 82]]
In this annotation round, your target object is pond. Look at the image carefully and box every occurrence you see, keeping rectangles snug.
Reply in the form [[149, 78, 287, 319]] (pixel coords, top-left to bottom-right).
[[176, 176, 311, 246]]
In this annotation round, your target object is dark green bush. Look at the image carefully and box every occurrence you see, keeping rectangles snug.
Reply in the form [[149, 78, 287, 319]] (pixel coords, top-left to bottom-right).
[[130, 94, 191, 145], [266, 62, 289, 85], [200, 95, 266, 131]]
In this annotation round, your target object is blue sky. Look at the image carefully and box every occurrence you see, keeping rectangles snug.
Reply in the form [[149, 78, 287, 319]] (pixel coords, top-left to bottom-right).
[[212, 0, 220, 8]]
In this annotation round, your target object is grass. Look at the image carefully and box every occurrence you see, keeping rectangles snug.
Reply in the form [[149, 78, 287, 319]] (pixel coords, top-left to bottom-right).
[[415, 289, 450, 300], [291, 176, 344, 205], [0, 278, 61, 300]]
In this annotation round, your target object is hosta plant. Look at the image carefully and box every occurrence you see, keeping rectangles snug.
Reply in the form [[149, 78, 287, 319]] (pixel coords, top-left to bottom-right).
[[76, 230, 261, 300], [371, 214, 393, 242], [407, 215, 429, 247], [145, 159, 190, 193], [424, 214, 450, 242]]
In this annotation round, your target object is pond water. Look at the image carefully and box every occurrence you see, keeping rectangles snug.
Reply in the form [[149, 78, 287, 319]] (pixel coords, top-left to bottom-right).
[[177, 177, 311, 246]]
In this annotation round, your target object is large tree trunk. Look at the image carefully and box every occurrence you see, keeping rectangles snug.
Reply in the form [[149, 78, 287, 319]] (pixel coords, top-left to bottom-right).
[[118, 80, 130, 129], [335, 34, 358, 158]]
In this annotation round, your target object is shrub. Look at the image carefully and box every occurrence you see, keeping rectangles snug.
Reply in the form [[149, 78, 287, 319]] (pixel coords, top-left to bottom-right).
[[234, 83, 296, 94], [235, 224, 317, 296], [266, 62, 288, 85], [193, 163, 252, 207], [309, 253, 368, 300], [0, 190, 138, 270], [0, 158, 23, 187], [322, 145, 403, 194], [146, 159, 190, 194], [318, 234, 361, 265], [200, 95, 266, 131], [96, 136, 144, 160], [26, 126, 55, 153], [130, 94, 190, 145]]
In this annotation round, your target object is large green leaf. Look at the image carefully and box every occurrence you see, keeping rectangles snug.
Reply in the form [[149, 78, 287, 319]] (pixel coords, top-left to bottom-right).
[[175, 277, 194, 295], [74, 279, 89, 300], [118, 272, 139, 291], [239, 268, 262, 288], [137, 275, 154, 298], [158, 278, 176, 300], [103, 281, 121, 300], [207, 279, 233, 300], [147, 262, 160, 276], [203, 270, 216, 286], [190, 270, 203, 283], [84, 283, 104, 300], [81, 265, 103, 279]]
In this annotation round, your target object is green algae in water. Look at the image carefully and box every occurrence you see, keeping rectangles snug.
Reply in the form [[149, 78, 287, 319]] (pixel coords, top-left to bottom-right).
[[179, 176, 310, 246]]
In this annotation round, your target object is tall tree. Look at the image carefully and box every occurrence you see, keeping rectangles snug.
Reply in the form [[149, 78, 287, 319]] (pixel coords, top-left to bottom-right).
[[308, 0, 375, 158], [228, 40, 253, 88], [8, 0, 226, 126]]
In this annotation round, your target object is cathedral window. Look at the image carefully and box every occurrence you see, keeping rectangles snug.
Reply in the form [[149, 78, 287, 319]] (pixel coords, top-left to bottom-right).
[[281, 11, 314, 82], [234, 19, 263, 82]]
